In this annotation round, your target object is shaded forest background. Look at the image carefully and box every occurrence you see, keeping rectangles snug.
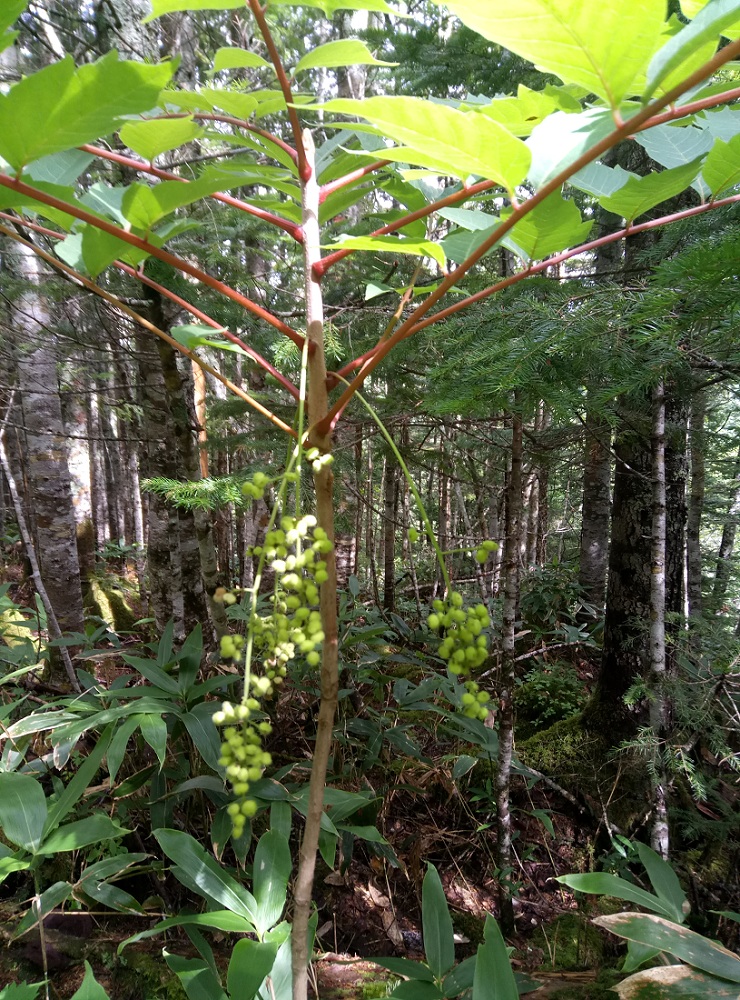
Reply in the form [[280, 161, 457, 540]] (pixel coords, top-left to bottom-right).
[[1, 2, 740, 998]]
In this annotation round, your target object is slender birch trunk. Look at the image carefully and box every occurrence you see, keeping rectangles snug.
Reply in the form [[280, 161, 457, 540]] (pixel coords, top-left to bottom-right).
[[650, 380, 669, 859], [497, 403, 522, 935]]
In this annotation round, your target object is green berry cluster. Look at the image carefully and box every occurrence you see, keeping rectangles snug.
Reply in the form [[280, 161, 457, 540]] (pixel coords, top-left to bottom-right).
[[214, 509, 334, 834], [213, 698, 273, 838], [474, 539, 498, 564], [428, 593, 492, 720]]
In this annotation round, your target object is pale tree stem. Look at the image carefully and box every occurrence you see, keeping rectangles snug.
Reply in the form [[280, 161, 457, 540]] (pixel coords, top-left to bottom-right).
[[650, 379, 669, 859], [291, 129, 339, 1000], [0, 423, 80, 692]]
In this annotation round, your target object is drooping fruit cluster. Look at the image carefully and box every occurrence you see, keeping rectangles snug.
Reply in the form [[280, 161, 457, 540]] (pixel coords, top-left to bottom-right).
[[213, 697, 273, 838], [215, 502, 334, 833], [428, 593, 492, 720]]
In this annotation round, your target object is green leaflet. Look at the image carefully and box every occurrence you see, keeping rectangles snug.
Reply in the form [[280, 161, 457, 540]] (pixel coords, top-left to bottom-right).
[[315, 97, 530, 191], [147, 0, 401, 16], [433, 0, 665, 109], [702, 133, 740, 195], [475, 85, 581, 138], [645, 0, 740, 101], [504, 193, 592, 262], [212, 47, 272, 72], [598, 156, 705, 221], [0, 0, 26, 54], [145, 0, 243, 20], [683, 0, 740, 38], [295, 39, 397, 72], [326, 234, 446, 270], [268, 0, 402, 13], [0, 53, 173, 170], [119, 117, 203, 162], [526, 108, 615, 189]]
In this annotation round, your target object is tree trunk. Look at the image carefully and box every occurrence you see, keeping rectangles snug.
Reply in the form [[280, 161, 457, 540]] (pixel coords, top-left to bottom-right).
[[383, 448, 397, 612], [578, 408, 612, 618], [13, 243, 85, 639], [497, 404, 522, 936], [686, 389, 706, 622], [649, 380, 669, 858], [711, 440, 740, 613]]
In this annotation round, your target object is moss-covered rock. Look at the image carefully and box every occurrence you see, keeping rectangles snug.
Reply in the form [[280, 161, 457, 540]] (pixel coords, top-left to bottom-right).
[[518, 716, 649, 831], [84, 577, 139, 633]]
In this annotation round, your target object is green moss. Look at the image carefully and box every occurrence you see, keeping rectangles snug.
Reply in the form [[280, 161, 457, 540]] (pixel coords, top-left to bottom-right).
[[451, 911, 486, 948], [518, 716, 648, 830], [114, 950, 187, 1000], [530, 912, 606, 972]]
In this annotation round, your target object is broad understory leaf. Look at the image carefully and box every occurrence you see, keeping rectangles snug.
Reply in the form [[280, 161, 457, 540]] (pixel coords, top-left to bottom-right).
[[69, 962, 110, 1000], [433, 0, 666, 109], [473, 916, 519, 1000], [164, 952, 228, 1000], [615, 964, 740, 998], [35, 814, 129, 855], [253, 829, 292, 936], [634, 842, 688, 924], [295, 39, 397, 72], [556, 872, 678, 920], [371, 958, 435, 982], [155, 828, 259, 924], [598, 156, 705, 221], [593, 913, 740, 983], [422, 864, 455, 979], [315, 97, 530, 191], [0, 772, 47, 852], [227, 939, 279, 1000], [645, 0, 740, 101], [119, 911, 256, 953], [14, 881, 74, 939], [0, 53, 173, 170]]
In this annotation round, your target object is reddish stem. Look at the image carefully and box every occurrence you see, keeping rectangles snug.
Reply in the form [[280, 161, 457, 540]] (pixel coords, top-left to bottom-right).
[[247, 0, 309, 181], [116, 263, 300, 398], [406, 191, 740, 334], [79, 144, 303, 242], [314, 179, 496, 278], [317, 39, 740, 434], [157, 110, 298, 164], [319, 160, 391, 203], [315, 85, 740, 280], [0, 171, 305, 349]]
